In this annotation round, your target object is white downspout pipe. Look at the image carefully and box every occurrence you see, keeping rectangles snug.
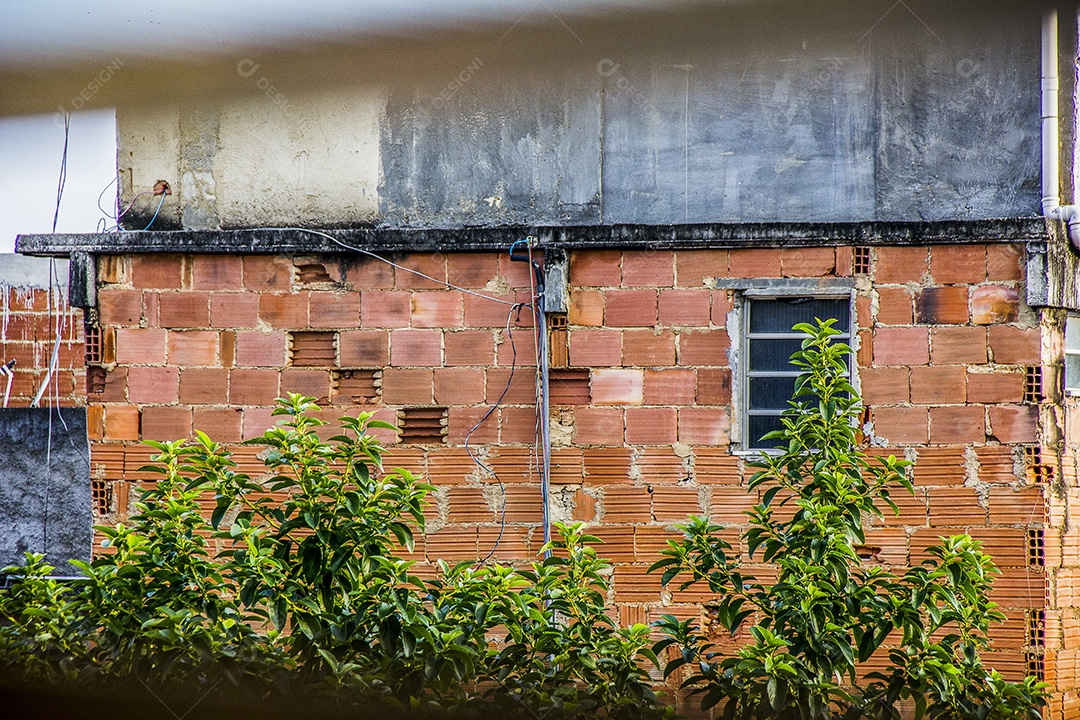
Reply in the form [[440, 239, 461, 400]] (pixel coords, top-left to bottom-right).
[[1042, 8, 1080, 248]]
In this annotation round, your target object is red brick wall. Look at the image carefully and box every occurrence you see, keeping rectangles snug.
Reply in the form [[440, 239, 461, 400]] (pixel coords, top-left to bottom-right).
[[0, 282, 84, 407], [87, 243, 1065, 709]]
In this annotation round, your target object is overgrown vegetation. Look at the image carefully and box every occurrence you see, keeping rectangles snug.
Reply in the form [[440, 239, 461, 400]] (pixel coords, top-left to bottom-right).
[[651, 320, 1046, 719], [0, 321, 1047, 719]]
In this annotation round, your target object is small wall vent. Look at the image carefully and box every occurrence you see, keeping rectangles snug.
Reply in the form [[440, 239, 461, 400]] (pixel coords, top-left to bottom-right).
[[332, 369, 381, 404], [91, 478, 111, 516], [1024, 366, 1043, 403], [1028, 609, 1046, 648], [853, 246, 872, 275], [549, 369, 591, 405], [296, 263, 333, 284], [399, 407, 448, 445], [289, 331, 337, 367], [84, 317, 103, 364], [548, 313, 569, 368], [1025, 447, 1055, 484], [1026, 528, 1045, 567]]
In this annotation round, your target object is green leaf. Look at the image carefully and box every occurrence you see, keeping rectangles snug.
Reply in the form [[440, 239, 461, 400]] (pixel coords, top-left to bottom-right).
[[365, 420, 398, 430], [269, 596, 287, 631], [210, 503, 229, 530], [767, 677, 788, 711]]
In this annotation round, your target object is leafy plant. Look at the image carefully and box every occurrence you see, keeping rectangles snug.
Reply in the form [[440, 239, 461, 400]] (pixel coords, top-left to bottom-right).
[[651, 319, 1046, 720], [0, 395, 672, 719], [0, 553, 84, 683], [481, 522, 672, 719]]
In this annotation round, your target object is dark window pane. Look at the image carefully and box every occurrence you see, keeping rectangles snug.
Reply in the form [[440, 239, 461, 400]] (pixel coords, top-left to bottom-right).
[[748, 298, 850, 334], [749, 376, 797, 411], [749, 338, 805, 371], [748, 415, 785, 449]]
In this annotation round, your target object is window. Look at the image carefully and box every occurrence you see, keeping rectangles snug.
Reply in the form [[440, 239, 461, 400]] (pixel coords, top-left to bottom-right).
[[742, 295, 851, 451], [1066, 314, 1080, 395]]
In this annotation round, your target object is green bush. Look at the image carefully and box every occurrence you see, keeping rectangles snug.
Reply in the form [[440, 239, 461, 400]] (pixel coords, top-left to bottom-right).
[[651, 320, 1046, 720], [0, 323, 1049, 720], [0, 395, 671, 719]]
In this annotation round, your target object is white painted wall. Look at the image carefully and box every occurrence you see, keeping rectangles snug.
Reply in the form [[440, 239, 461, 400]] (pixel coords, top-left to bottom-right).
[[216, 86, 383, 228]]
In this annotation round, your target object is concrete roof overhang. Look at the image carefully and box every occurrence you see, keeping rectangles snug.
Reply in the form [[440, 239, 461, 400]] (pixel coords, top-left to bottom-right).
[[0, 0, 1052, 117]]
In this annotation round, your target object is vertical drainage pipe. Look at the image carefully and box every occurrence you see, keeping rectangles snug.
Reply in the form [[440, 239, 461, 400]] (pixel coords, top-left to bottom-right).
[[1042, 8, 1080, 247]]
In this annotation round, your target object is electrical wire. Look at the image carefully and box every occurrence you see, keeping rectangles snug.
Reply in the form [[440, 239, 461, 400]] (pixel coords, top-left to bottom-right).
[[44, 383, 53, 555], [118, 190, 153, 223], [37, 257, 91, 562], [50, 343, 92, 475], [538, 303, 552, 555], [95, 176, 159, 233], [51, 114, 69, 234], [96, 175, 117, 221], [141, 192, 166, 231], [525, 243, 553, 557], [31, 283, 63, 408], [33, 114, 72, 408], [39, 259, 62, 557], [257, 227, 519, 307], [43, 264, 91, 566], [472, 304, 525, 566]]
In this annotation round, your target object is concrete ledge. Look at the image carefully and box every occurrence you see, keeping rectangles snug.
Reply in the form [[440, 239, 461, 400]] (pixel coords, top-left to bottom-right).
[[15, 218, 1051, 257]]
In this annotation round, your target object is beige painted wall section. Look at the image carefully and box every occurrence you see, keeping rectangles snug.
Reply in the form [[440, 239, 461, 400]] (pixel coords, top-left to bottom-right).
[[216, 86, 382, 228], [116, 86, 383, 230], [117, 105, 182, 228]]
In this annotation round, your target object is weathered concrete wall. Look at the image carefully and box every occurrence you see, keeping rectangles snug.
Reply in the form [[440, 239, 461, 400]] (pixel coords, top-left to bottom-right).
[[380, 67, 603, 227], [113, 1, 1046, 232], [0, 408, 91, 574], [116, 86, 384, 231], [382, 4, 1040, 225]]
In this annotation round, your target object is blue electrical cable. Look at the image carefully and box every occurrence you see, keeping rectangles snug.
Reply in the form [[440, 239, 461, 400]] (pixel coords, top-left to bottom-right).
[[142, 192, 166, 230]]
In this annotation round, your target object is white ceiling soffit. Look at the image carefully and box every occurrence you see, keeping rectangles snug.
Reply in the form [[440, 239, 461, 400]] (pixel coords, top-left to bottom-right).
[[0, 0, 758, 69]]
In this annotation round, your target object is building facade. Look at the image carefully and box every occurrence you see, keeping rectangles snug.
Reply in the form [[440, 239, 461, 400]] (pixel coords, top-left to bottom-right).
[[12, 0, 1080, 715]]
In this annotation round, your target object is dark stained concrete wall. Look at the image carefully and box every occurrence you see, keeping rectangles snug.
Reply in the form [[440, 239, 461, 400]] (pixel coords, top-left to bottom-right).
[[381, 69, 603, 227], [379, 1, 1042, 227], [0, 408, 91, 575]]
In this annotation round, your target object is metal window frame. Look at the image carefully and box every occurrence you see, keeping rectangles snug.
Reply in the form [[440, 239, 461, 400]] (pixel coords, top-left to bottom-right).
[[735, 289, 857, 454], [1065, 313, 1080, 396]]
